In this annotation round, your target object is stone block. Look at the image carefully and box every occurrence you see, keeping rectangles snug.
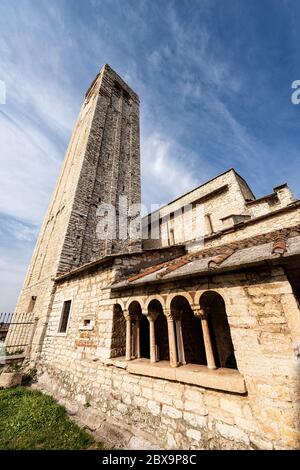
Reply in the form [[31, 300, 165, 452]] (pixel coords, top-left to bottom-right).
[[128, 436, 161, 450], [142, 387, 153, 399], [0, 372, 22, 388], [216, 423, 249, 445], [210, 407, 235, 425], [281, 426, 300, 448], [234, 416, 257, 433], [162, 405, 182, 420], [250, 434, 273, 450], [184, 387, 204, 403], [186, 428, 202, 441], [184, 400, 208, 416], [166, 432, 177, 449], [204, 394, 220, 408], [147, 400, 161, 416], [220, 398, 243, 417], [183, 411, 207, 428]]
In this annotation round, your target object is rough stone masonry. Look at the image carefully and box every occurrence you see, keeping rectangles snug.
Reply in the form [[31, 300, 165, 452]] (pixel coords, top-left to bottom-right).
[[9, 64, 300, 450]]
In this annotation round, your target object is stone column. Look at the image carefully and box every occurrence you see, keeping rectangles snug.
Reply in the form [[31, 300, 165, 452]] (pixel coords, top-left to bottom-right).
[[135, 317, 141, 359], [147, 311, 158, 363], [124, 310, 132, 361], [164, 309, 178, 368], [175, 310, 186, 365], [193, 307, 216, 370], [149, 317, 157, 363]]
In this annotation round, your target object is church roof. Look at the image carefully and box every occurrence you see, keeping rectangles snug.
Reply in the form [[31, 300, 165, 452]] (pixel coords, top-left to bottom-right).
[[110, 225, 300, 290]]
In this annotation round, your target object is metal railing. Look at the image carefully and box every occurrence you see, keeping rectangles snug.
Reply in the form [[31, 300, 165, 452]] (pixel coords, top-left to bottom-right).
[[0, 312, 37, 358]]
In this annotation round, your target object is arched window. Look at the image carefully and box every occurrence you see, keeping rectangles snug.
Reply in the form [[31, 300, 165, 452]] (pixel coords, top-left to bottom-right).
[[111, 304, 126, 358], [148, 299, 169, 362], [200, 291, 237, 369], [171, 295, 206, 365], [140, 314, 150, 359], [128, 301, 142, 359]]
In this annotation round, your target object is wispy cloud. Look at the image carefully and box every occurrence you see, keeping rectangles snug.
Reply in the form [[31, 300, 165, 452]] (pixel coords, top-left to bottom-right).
[[1, 0, 300, 311], [141, 132, 203, 209]]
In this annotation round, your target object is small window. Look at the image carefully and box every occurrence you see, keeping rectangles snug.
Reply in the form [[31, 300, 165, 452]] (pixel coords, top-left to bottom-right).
[[58, 300, 71, 333], [205, 213, 214, 235], [170, 228, 175, 245], [27, 296, 37, 313], [79, 315, 95, 331]]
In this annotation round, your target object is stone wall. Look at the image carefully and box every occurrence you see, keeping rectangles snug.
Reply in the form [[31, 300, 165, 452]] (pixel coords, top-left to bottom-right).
[[205, 205, 300, 249], [142, 169, 296, 249], [35, 262, 300, 449], [37, 360, 252, 450], [143, 169, 249, 247], [12, 65, 141, 358]]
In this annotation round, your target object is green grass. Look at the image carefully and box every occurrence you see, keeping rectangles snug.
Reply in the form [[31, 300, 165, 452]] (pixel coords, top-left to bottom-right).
[[0, 386, 101, 450]]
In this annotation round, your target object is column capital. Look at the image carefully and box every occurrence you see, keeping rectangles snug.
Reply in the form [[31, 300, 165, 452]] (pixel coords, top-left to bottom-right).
[[163, 308, 174, 320], [173, 308, 183, 321], [148, 311, 159, 322], [192, 306, 208, 320], [123, 309, 131, 321]]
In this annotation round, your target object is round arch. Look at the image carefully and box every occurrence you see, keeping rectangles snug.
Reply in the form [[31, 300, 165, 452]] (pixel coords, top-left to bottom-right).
[[200, 290, 237, 369], [128, 300, 143, 317], [170, 294, 206, 365], [144, 295, 166, 311], [166, 291, 194, 310], [194, 288, 229, 308], [114, 299, 126, 311]]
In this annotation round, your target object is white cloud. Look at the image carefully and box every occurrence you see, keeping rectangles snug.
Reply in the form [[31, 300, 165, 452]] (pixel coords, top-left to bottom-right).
[[0, 111, 61, 224], [0, 256, 27, 312], [141, 131, 212, 209], [148, 50, 163, 70]]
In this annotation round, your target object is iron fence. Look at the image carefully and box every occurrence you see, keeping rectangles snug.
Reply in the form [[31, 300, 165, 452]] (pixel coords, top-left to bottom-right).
[[0, 312, 37, 358]]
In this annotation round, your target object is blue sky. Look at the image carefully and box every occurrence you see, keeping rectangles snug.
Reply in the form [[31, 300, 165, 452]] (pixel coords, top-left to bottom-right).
[[1, 0, 300, 311]]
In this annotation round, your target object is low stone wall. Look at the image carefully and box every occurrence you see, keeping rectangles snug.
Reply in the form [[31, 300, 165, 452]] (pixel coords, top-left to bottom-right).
[[36, 359, 274, 450]]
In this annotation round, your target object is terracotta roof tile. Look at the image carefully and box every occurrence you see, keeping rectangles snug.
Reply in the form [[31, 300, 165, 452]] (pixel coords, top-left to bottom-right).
[[124, 224, 300, 284], [208, 248, 235, 269], [272, 236, 287, 255], [156, 257, 190, 279], [127, 261, 168, 282]]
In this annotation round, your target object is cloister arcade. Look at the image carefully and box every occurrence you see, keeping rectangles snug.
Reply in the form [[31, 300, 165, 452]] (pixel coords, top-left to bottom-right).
[[113, 290, 237, 372]]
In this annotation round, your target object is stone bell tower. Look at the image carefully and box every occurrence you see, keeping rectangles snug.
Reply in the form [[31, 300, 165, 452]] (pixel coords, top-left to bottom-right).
[[12, 65, 141, 355]]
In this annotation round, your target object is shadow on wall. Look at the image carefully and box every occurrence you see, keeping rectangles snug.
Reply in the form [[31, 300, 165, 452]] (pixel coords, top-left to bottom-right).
[[111, 304, 126, 358]]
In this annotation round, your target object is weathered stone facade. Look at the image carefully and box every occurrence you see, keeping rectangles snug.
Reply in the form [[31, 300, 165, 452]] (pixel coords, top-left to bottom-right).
[[10, 64, 141, 357], [10, 65, 300, 450]]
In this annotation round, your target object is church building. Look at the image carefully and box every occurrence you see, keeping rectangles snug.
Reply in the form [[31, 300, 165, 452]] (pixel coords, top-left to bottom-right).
[[10, 65, 300, 450]]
